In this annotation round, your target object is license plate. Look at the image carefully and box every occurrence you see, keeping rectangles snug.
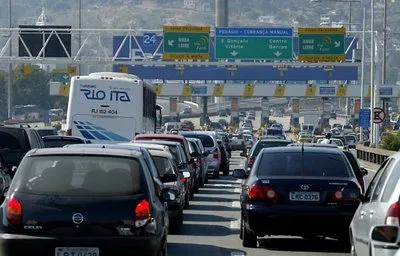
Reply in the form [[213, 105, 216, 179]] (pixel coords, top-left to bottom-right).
[[289, 192, 320, 202], [55, 247, 99, 256]]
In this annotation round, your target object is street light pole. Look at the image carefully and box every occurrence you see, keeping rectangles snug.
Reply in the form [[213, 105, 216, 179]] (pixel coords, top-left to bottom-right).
[[7, 0, 12, 120], [346, 1, 352, 117], [360, 7, 366, 143], [382, 0, 387, 84], [78, 0, 82, 75], [370, 0, 375, 145]]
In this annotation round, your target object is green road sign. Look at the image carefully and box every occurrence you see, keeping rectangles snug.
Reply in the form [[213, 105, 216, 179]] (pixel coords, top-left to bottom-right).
[[50, 69, 70, 83], [215, 28, 293, 60], [163, 26, 210, 60], [298, 27, 346, 62]]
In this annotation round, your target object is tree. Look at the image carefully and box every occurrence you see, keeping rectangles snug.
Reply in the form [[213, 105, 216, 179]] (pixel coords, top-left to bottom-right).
[[12, 65, 51, 110]]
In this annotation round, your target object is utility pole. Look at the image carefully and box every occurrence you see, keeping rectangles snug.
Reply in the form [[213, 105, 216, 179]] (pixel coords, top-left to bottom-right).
[[7, 0, 12, 119]]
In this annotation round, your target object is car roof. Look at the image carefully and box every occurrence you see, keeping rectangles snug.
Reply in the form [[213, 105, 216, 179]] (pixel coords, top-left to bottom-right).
[[259, 139, 292, 143], [135, 134, 185, 140], [34, 127, 56, 130], [180, 131, 216, 136], [42, 135, 86, 140], [260, 146, 342, 154], [27, 147, 143, 158], [132, 140, 181, 146], [288, 143, 338, 148], [65, 143, 150, 153], [128, 142, 170, 151]]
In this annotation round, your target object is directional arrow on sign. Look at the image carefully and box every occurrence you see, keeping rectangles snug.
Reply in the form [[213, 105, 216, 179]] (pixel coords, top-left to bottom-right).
[[230, 50, 238, 57], [274, 51, 282, 57], [334, 41, 341, 48], [62, 74, 69, 80], [168, 40, 175, 46]]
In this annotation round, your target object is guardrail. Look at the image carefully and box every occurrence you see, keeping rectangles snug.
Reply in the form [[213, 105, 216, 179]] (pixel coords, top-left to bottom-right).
[[356, 144, 395, 165]]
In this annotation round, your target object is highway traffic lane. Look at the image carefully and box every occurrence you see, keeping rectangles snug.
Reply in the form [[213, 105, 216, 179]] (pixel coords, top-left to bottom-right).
[[167, 152, 357, 256]]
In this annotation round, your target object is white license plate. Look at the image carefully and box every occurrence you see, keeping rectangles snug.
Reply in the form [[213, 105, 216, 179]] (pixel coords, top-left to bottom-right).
[[289, 192, 320, 202], [55, 247, 99, 256]]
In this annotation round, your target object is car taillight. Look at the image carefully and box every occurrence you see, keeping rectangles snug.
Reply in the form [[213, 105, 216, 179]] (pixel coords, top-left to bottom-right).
[[385, 201, 400, 226], [213, 149, 220, 160], [357, 177, 365, 192], [7, 196, 22, 225], [181, 177, 187, 183], [331, 188, 358, 201], [66, 129, 72, 136], [247, 156, 255, 169], [135, 199, 151, 228], [248, 184, 277, 200]]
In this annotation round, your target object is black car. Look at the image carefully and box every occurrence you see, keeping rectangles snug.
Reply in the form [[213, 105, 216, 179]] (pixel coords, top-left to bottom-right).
[[0, 124, 45, 171], [150, 150, 187, 233], [233, 146, 361, 248], [218, 132, 232, 157], [0, 153, 12, 202], [217, 140, 230, 176], [0, 147, 174, 256], [42, 135, 91, 148]]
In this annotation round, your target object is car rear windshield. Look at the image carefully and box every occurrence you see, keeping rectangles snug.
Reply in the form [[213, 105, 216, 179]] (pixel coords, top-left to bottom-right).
[[266, 129, 283, 136], [15, 155, 142, 196], [43, 139, 86, 148], [0, 128, 28, 150], [257, 152, 350, 177], [153, 156, 174, 177], [184, 134, 214, 147], [36, 129, 57, 137], [253, 141, 292, 156], [345, 135, 356, 143]]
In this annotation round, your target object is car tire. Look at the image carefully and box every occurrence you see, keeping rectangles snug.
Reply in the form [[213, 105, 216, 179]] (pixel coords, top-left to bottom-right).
[[242, 219, 257, 248], [223, 165, 229, 176], [157, 238, 168, 256], [338, 233, 351, 251], [184, 192, 190, 209], [170, 210, 183, 234], [239, 217, 244, 240], [213, 171, 219, 178]]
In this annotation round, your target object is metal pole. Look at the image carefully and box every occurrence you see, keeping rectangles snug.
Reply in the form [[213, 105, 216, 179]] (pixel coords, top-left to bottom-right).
[[7, 0, 12, 120], [345, 1, 352, 117], [202, 0, 228, 127], [382, 0, 387, 84], [360, 7, 366, 143], [78, 0, 82, 75], [370, 0, 375, 146]]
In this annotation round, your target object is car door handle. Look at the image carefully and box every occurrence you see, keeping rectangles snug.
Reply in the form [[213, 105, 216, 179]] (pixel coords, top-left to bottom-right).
[[360, 211, 365, 216], [369, 210, 375, 215]]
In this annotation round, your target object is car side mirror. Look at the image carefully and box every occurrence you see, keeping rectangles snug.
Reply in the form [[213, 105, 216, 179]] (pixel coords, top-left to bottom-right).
[[232, 169, 248, 179], [160, 188, 176, 202], [360, 167, 368, 176], [161, 173, 177, 183], [240, 152, 247, 157], [370, 225, 399, 244], [179, 163, 187, 169], [11, 166, 17, 173], [182, 171, 191, 178]]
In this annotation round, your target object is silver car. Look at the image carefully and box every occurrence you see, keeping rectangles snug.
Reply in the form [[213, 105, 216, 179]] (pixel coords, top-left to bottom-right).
[[179, 131, 221, 178], [350, 152, 400, 256]]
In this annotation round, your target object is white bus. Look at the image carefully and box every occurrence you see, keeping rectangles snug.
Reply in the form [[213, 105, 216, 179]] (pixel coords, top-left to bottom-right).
[[66, 72, 161, 143]]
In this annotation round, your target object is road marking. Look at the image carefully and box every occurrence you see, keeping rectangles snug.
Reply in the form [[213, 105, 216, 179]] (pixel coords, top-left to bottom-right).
[[232, 201, 241, 208], [230, 219, 241, 230], [230, 251, 246, 256], [234, 188, 241, 193], [210, 184, 233, 187], [235, 179, 242, 184]]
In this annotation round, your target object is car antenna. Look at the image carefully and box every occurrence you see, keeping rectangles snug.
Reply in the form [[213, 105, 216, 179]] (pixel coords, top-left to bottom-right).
[[301, 142, 304, 154]]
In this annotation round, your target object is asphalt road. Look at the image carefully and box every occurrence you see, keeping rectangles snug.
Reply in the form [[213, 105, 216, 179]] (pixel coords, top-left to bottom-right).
[[168, 151, 378, 256]]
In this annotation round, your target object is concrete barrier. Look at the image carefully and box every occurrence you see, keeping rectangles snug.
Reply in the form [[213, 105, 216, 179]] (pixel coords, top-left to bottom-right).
[[356, 144, 396, 165]]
